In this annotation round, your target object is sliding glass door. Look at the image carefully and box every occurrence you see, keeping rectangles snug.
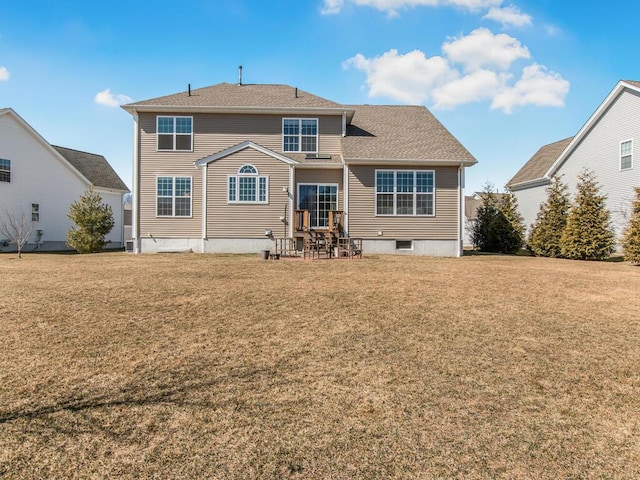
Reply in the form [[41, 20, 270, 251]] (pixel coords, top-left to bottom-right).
[[297, 184, 338, 229]]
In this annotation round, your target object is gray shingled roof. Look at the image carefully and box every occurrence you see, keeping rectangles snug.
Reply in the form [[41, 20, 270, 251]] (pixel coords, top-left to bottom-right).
[[507, 137, 573, 187], [53, 146, 129, 192], [343, 105, 476, 162], [465, 196, 483, 220], [124, 83, 343, 109], [624, 80, 640, 88]]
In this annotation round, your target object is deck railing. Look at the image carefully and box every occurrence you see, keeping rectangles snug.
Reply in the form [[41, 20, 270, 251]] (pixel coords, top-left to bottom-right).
[[294, 210, 343, 233]]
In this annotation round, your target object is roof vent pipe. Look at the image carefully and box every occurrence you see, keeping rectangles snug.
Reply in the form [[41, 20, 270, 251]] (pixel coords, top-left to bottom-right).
[[295, 87, 298, 98], [238, 65, 243, 86], [188, 83, 191, 96]]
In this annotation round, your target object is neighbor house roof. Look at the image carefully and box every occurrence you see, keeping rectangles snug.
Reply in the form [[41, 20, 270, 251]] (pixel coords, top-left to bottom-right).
[[508, 79, 640, 190], [53, 146, 129, 192], [507, 137, 573, 188], [342, 105, 476, 165], [123, 83, 344, 111], [465, 196, 483, 220]]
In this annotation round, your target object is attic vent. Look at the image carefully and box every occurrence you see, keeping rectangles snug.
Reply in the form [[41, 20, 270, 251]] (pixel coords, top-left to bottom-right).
[[305, 154, 332, 160]]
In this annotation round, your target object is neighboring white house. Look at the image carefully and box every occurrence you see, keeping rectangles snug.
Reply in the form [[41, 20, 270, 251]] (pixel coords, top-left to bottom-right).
[[508, 80, 640, 240], [0, 108, 130, 252]]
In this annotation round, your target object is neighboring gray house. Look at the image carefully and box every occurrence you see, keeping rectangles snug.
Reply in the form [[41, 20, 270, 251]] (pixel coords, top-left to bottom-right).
[[508, 80, 640, 239], [122, 82, 477, 256], [0, 108, 129, 251]]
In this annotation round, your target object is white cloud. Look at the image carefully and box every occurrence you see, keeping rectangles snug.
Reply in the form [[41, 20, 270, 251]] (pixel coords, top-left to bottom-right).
[[544, 24, 562, 36], [491, 64, 570, 113], [0, 66, 9, 81], [344, 49, 457, 104], [94, 88, 132, 107], [321, 0, 344, 14], [322, 0, 502, 15], [345, 29, 570, 113], [483, 5, 532, 28], [432, 69, 505, 109], [442, 27, 530, 72]]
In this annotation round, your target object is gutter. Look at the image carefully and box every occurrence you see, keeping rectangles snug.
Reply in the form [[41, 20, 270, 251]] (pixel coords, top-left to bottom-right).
[[123, 105, 356, 120], [508, 176, 551, 191], [344, 158, 477, 167]]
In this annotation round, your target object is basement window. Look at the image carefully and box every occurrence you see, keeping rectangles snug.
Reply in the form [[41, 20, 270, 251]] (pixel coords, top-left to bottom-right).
[[395, 240, 413, 250]]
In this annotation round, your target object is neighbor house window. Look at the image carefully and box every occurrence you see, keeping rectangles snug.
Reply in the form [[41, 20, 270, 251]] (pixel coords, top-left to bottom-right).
[[375, 170, 435, 216], [31, 204, 39, 222], [228, 165, 268, 203], [157, 116, 193, 151], [621, 139, 633, 170], [156, 176, 192, 217], [0, 159, 10, 182], [283, 118, 318, 153]]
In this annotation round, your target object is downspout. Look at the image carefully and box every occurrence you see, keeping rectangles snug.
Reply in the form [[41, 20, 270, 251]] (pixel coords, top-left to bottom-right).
[[202, 162, 208, 253], [342, 111, 347, 137], [132, 112, 140, 253], [458, 162, 465, 257], [343, 161, 349, 236], [289, 165, 294, 237]]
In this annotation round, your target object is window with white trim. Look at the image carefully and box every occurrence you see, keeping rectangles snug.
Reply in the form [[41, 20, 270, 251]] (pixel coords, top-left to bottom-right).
[[31, 204, 39, 222], [0, 159, 10, 182], [283, 118, 318, 153], [156, 176, 192, 217], [376, 170, 435, 216], [157, 116, 193, 151], [228, 165, 268, 203], [621, 139, 633, 170]]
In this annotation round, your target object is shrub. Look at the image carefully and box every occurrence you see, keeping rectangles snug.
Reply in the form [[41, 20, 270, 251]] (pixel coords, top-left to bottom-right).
[[621, 187, 640, 264], [66, 187, 115, 253], [528, 176, 571, 257]]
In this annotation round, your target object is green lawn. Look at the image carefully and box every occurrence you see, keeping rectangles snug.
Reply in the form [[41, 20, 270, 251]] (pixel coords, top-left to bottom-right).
[[1, 252, 639, 479]]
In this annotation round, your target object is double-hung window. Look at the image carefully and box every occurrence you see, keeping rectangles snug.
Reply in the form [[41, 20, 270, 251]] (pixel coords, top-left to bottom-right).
[[0, 159, 10, 182], [32, 204, 40, 222], [376, 170, 435, 216], [157, 116, 193, 151], [283, 118, 318, 153], [157, 176, 192, 217], [621, 139, 633, 170], [228, 165, 268, 204]]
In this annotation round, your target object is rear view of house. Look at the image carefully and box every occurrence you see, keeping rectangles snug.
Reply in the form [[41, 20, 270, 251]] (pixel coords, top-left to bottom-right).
[[0, 108, 129, 252], [123, 81, 476, 256]]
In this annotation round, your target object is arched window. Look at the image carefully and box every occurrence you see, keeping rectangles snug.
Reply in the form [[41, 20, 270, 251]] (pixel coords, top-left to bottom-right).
[[228, 164, 268, 203]]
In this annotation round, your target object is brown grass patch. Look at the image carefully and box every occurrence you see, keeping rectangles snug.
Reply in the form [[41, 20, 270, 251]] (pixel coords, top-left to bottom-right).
[[1, 252, 640, 479]]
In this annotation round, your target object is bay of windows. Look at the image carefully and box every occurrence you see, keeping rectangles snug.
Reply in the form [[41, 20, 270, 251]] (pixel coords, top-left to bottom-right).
[[283, 118, 318, 153], [157, 116, 193, 151], [376, 170, 435, 216], [157, 176, 192, 217], [228, 165, 268, 203]]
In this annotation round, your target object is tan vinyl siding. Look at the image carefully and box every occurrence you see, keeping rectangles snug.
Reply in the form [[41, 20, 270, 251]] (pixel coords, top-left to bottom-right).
[[206, 148, 290, 238], [294, 169, 344, 211], [138, 112, 342, 237], [347, 165, 459, 239]]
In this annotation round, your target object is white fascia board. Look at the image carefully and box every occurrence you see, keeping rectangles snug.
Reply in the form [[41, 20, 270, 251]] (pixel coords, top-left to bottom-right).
[[123, 105, 354, 118], [508, 177, 551, 191], [194, 141, 299, 167], [344, 158, 477, 167], [544, 80, 640, 179], [93, 187, 130, 195]]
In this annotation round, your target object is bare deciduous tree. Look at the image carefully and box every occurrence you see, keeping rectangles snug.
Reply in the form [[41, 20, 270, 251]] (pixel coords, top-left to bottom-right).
[[0, 207, 36, 258]]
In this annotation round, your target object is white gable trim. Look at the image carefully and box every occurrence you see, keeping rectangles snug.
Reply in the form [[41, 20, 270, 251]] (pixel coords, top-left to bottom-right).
[[0, 108, 92, 187], [543, 80, 640, 180], [194, 140, 298, 167]]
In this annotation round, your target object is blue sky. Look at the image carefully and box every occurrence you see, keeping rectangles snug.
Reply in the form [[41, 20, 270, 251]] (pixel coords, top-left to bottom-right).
[[1, 0, 640, 193]]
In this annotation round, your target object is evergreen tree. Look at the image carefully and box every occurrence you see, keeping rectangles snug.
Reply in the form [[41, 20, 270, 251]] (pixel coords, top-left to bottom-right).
[[471, 184, 524, 254], [528, 176, 571, 257], [560, 169, 615, 260], [66, 187, 115, 253], [621, 187, 640, 264], [497, 189, 525, 253]]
